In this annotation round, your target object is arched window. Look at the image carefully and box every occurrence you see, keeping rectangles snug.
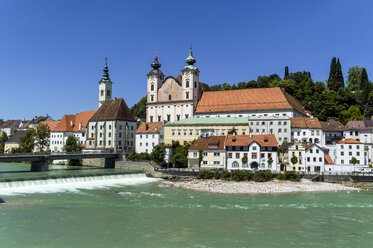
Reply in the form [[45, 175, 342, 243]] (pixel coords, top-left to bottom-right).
[[151, 84, 154, 91], [100, 90, 104, 96], [232, 161, 239, 168], [186, 91, 189, 99], [194, 81, 197, 88], [169, 95, 172, 100], [151, 95, 154, 102], [186, 80, 189, 88], [315, 138, 319, 143], [106, 90, 111, 97]]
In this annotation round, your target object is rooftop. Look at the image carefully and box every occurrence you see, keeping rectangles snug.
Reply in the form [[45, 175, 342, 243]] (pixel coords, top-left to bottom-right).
[[225, 134, 278, 147], [165, 117, 249, 126], [136, 122, 163, 134], [337, 138, 361, 144], [189, 136, 226, 151], [5, 130, 26, 144], [90, 98, 136, 122], [320, 119, 348, 132], [291, 117, 322, 129], [0, 120, 19, 129], [52, 111, 96, 132], [195, 88, 307, 115]]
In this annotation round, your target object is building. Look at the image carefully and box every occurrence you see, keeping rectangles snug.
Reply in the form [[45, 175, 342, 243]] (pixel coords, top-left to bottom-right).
[[304, 143, 325, 173], [136, 122, 163, 154], [146, 48, 209, 123], [320, 118, 348, 147], [163, 117, 249, 145], [86, 98, 136, 152], [194, 87, 308, 143], [47, 111, 95, 152], [98, 58, 113, 108], [291, 117, 323, 144], [288, 141, 306, 172], [28, 116, 54, 129], [277, 142, 293, 171], [188, 136, 226, 169], [332, 138, 369, 170], [4, 130, 26, 153], [0, 120, 21, 136], [226, 134, 278, 171]]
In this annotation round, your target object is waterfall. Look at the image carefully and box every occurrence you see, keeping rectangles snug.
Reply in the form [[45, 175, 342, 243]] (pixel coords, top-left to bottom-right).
[[0, 173, 160, 196]]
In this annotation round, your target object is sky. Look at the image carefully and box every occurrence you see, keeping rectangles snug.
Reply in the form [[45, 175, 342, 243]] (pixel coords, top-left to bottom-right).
[[1, 0, 373, 120]]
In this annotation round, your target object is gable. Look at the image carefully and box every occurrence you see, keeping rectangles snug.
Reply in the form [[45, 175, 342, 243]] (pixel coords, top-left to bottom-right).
[[158, 77, 183, 102]]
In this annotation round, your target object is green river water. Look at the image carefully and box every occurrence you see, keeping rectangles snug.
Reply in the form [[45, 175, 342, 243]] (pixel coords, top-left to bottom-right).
[[1, 163, 373, 247]]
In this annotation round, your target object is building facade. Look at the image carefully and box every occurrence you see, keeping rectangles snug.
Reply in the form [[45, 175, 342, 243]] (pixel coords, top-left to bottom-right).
[[135, 122, 163, 154], [188, 136, 226, 169], [145, 48, 209, 123], [291, 117, 323, 144]]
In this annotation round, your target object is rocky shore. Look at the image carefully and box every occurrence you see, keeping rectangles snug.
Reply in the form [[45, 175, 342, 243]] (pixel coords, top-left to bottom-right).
[[163, 179, 358, 194]]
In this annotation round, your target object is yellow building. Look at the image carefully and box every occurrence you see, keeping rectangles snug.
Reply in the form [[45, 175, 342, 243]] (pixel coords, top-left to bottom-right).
[[188, 136, 226, 169], [4, 130, 26, 153], [163, 117, 249, 145]]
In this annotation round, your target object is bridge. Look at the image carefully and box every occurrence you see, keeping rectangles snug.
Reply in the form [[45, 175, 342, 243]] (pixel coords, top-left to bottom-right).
[[0, 151, 120, 171]]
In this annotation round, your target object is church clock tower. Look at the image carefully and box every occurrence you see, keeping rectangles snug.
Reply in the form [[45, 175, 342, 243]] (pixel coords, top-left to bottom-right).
[[182, 45, 200, 110], [147, 50, 164, 104], [98, 58, 113, 108]]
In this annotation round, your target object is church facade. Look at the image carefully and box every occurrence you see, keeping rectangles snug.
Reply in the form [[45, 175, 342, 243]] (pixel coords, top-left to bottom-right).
[[146, 48, 209, 123]]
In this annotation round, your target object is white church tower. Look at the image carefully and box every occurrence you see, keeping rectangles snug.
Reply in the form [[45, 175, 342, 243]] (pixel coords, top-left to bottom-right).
[[98, 58, 113, 108], [182, 45, 200, 110], [147, 49, 165, 104]]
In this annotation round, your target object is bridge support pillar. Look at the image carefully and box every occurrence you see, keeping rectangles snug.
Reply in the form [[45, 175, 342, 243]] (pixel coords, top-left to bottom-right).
[[31, 161, 49, 172], [104, 158, 115, 169]]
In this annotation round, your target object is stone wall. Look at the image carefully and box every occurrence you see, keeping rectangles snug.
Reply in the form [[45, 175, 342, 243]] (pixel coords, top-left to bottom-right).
[[82, 158, 104, 167]]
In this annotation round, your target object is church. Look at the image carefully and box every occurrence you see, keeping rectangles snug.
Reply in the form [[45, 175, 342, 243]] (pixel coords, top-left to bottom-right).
[[145, 48, 209, 123]]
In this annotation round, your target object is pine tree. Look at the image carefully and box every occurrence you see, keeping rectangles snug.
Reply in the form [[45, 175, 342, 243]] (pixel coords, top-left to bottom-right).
[[360, 68, 371, 107], [336, 58, 344, 86], [284, 66, 289, 79], [328, 57, 344, 91]]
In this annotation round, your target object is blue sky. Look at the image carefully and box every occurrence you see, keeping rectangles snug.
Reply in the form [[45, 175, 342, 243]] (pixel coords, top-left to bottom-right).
[[1, 0, 373, 120]]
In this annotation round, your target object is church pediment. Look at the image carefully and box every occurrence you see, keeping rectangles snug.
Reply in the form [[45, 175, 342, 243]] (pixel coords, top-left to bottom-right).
[[158, 77, 183, 101]]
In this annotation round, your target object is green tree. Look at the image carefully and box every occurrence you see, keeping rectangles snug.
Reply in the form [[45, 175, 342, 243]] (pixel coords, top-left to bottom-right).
[[150, 144, 166, 165], [284, 66, 289, 79], [63, 135, 82, 152], [171, 145, 188, 168], [364, 91, 373, 119], [267, 156, 273, 169], [328, 57, 344, 91], [0, 132, 8, 153], [228, 127, 237, 135], [346, 66, 363, 91], [198, 150, 204, 168], [130, 96, 147, 121], [359, 68, 371, 108], [20, 129, 36, 153], [351, 157, 358, 171], [339, 105, 364, 124], [291, 155, 298, 168], [35, 124, 51, 152], [241, 155, 248, 167]]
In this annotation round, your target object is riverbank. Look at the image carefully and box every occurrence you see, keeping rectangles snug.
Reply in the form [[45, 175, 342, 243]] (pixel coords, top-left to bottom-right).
[[163, 178, 358, 194]]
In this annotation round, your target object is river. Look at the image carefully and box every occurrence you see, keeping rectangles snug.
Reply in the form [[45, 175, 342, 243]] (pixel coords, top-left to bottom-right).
[[1, 162, 373, 247]]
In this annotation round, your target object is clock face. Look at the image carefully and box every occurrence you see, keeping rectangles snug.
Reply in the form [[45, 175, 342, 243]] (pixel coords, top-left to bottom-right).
[[185, 71, 191, 77]]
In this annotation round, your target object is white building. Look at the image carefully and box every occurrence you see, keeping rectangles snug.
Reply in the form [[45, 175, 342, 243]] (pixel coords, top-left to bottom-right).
[[225, 134, 278, 171], [146, 48, 209, 123], [47, 111, 95, 152], [135, 122, 163, 154], [332, 138, 369, 169], [249, 115, 291, 144], [291, 117, 323, 144], [0, 120, 21, 136], [320, 118, 348, 158], [304, 143, 325, 173], [86, 98, 137, 153]]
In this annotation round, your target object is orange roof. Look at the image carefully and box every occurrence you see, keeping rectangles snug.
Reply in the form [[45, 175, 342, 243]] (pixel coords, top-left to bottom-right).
[[291, 117, 322, 129], [136, 122, 163, 134], [225, 134, 278, 147], [337, 138, 361, 144], [324, 155, 334, 164], [189, 136, 226, 151], [39, 121, 60, 131], [53, 111, 96, 132], [196, 88, 307, 115]]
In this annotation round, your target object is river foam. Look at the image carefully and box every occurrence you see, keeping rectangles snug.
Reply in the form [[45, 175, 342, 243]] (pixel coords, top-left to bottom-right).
[[0, 173, 161, 196]]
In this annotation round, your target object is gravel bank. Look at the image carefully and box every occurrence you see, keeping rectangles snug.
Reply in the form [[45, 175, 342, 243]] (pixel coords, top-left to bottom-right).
[[163, 179, 358, 194]]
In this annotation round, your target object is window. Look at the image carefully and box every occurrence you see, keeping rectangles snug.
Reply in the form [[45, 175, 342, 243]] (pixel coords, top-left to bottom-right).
[[172, 129, 175, 136], [119, 125, 122, 130], [357, 152, 360, 156], [167, 115, 171, 122], [151, 84, 154, 91], [283, 121, 287, 125], [279, 121, 282, 125], [190, 129, 193, 135], [269, 121, 273, 125], [108, 132, 111, 137], [186, 92, 189, 99], [107, 90, 111, 96], [303, 131, 306, 136], [341, 151, 344, 156], [193, 152, 197, 158], [310, 149, 313, 154], [168, 95, 172, 100], [357, 145, 360, 149], [228, 153, 232, 158], [108, 140, 111, 146], [203, 161, 207, 165], [242, 129, 246, 135], [214, 161, 220, 165], [262, 122, 265, 126], [313, 157, 316, 162], [341, 159, 344, 164], [177, 129, 181, 136], [262, 129, 265, 133], [185, 114, 189, 119], [349, 152, 352, 156], [100, 90, 104, 96], [232, 161, 239, 168], [146, 143, 148, 146], [194, 81, 197, 88], [252, 153, 257, 159], [183, 129, 187, 136], [252, 146, 257, 151], [158, 116, 161, 122], [203, 152, 208, 156], [316, 149, 319, 154], [349, 145, 352, 149], [196, 130, 200, 135], [236, 153, 240, 159], [214, 152, 220, 157], [221, 129, 225, 135], [307, 157, 310, 162], [319, 157, 322, 162], [278, 129, 282, 133], [269, 129, 273, 134], [151, 95, 154, 101], [186, 80, 189, 88], [150, 116, 153, 122], [100, 133, 102, 138], [250, 122, 254, 125]]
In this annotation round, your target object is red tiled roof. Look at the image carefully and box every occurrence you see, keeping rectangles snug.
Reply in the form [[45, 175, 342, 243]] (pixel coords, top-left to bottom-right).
[[225, 134, 278, 147], [136, 122, 163, 134], [324, 155, 334, 164], [39, 121, 59, 131], [189, 136, 226, 151], [291, 117, 322, 129], [0, 120, 19, 128], [195, 88, 307, 115], [337, 138, 361, 144], [52, 111, 96, 132], [90, 98, 135, 122]]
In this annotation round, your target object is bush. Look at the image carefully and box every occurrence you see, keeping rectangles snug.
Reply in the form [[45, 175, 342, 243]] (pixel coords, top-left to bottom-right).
[[276, 171, 300, 182], [197, 170, 214, 179], [230, 170, 254, 181], [213, 170, 221, 179], [253, 170, 273, 182], [221, 170, 231, 180]]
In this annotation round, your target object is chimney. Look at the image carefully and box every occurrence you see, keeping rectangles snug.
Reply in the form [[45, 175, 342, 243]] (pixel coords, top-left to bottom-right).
[[264, 137, 268, 143]]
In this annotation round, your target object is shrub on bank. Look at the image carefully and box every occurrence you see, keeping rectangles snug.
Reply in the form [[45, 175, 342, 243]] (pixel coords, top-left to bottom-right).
[[231, 170, 253, 181], [276, 171, 300, 182], [221, 170, 231, 180], [213, 170, 221, 179], [197, 170, 214, 179], [253, 170, 273, 182]]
